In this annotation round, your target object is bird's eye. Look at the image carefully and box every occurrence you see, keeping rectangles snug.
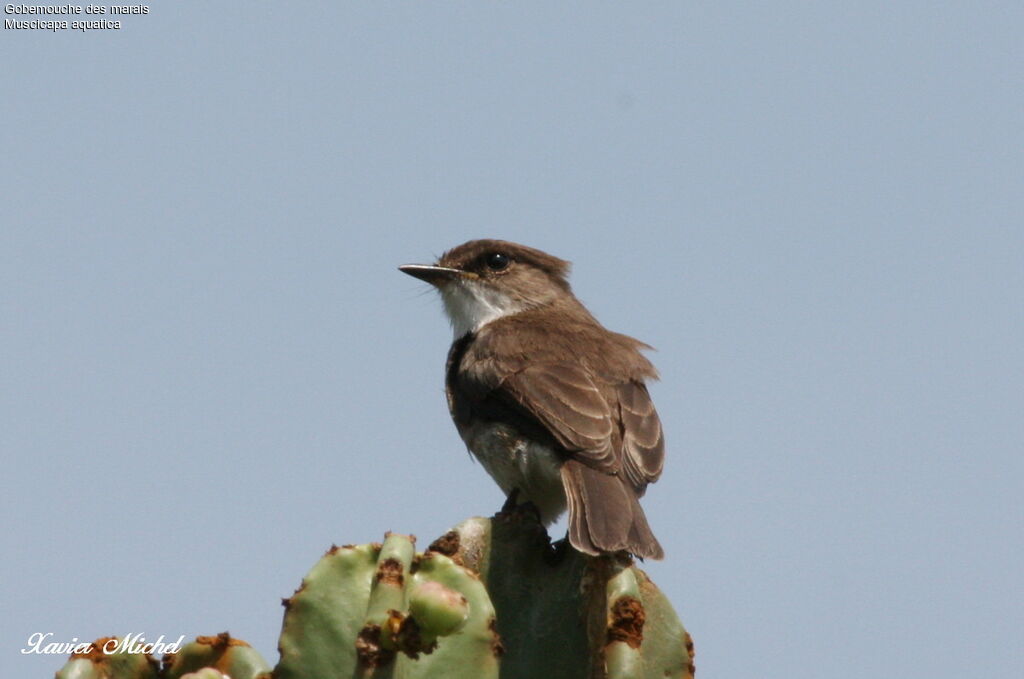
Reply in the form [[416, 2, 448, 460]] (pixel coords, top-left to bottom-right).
[[484, 252, 510, 271]]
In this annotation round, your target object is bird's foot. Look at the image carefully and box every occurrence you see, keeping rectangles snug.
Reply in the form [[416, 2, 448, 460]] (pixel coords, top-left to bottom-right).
[[544, 536, 571, 566], [516, 500, 543, 524], [499, 488, 521, 514], [496, 488, 543, 525]]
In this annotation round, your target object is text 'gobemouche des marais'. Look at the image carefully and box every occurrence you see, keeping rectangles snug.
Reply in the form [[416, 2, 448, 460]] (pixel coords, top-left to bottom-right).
[[4, 4, 149, 31]]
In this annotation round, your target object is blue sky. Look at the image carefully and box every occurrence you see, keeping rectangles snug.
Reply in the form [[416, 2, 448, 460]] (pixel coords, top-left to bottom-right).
[[3, 3, 1022, 677]]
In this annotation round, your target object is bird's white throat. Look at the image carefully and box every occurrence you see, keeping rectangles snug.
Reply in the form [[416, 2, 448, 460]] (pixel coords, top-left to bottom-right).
[[440, 280, 526, 337]]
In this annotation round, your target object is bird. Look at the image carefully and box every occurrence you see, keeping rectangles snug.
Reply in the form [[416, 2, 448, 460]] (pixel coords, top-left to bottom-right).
[[399, 239, 665, 559]]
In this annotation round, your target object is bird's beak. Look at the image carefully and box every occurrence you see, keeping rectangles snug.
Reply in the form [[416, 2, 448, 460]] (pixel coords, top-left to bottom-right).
[[398, 264, 474, 286]]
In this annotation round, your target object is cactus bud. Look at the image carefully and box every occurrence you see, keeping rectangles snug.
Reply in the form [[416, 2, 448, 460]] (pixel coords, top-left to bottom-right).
[[409, 580, 470, 637]]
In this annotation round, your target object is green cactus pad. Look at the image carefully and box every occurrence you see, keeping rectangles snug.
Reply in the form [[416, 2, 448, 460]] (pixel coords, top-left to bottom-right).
[[54, 637, 160, 679], [272, 533, 500, 679], [430, 513, 695, 679], [178, 670, 231, 679], [162, 633, 270, 679], [407, 580, 469, 637]]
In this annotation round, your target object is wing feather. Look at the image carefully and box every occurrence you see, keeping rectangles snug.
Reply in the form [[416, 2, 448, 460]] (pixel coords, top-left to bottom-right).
[[618, 382, 665, 490], [502, 363, 618, 472]]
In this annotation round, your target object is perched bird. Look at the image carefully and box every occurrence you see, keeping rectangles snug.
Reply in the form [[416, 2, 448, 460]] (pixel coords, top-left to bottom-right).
[[400, 240, 665, 559]]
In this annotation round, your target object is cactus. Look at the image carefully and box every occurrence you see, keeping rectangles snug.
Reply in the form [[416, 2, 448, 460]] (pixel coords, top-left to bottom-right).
[[427, 512, 695, 679], [162, 633, 270, 679], [52, 515, 693, 679], [54, 634, 269, 679], [273, 517, 692, 678], [54, 637, 160, 679], [273, 532, 500, 678], [177, 671, 230, 679]]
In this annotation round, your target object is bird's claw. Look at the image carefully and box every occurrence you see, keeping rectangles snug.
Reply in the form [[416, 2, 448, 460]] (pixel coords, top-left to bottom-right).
[[499, 488, 521, 514], [497, 488, 543, 524], [544, 536, 570, 565]]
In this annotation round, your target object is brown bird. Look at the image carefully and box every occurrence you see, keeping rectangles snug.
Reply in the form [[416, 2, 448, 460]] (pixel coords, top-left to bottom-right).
[[400, 239, 665, 559]]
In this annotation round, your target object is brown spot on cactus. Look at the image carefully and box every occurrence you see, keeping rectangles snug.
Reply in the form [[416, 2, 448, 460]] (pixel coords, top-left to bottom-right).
[[194, 632, 249, 650], [69, 637, 116, 661], [428, 530, 461, 556], [355, 623, 395, 668], [488, 618, 505, 657], [394, 614, 439, 659], [377, 557, 405, 585], [607, 596, 646, 649]]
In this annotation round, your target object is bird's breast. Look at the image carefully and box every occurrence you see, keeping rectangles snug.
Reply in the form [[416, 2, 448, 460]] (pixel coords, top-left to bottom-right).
[[459, 420, 567, 525]]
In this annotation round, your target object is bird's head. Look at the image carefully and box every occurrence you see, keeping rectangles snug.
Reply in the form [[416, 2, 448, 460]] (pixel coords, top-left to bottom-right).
[[400, 239, 575, 337]]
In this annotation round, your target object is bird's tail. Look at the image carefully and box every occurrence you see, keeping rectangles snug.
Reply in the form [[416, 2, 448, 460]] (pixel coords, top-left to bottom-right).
[[561, 460, 664, 560]]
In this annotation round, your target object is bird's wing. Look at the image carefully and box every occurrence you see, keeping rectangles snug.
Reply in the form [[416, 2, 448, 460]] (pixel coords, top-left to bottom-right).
[[617, 381, 665, 491], [501, 363, 619, 473]]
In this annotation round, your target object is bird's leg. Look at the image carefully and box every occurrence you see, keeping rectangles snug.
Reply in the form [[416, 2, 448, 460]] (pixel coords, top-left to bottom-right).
[[497, 488, 543, 524], [499, 487, 521, 514], [516, 500, 543, 524], [544, 535, 571, 566]]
